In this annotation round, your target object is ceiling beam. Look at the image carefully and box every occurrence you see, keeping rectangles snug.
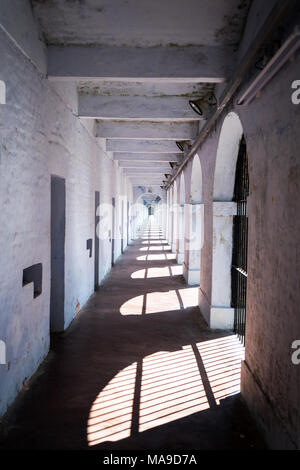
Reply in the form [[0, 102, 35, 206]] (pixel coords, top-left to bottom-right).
[[80, 96, 204, 120], [47, 45, 231, 81], [130, 181, 164, 186], [129, 176, 164, 181], [95, 120, 199, 139], [132, 183, 164, 188], [119, 161, 171, 169], [107, 140, 183, 153], [114, 153, 183, 162], [130, 184, 164, 187], [124, 168, 170, 175], [78, 81, 214, 98], [127, 177, 166, 181]]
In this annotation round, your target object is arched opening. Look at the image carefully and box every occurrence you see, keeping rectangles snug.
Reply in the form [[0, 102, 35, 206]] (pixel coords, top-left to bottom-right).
[[202, 112, 249, 335], [231, 136, 249, 345], [190, 154, 203, 204], [183, 154, 203, 285], [213, 112, 244, 201]]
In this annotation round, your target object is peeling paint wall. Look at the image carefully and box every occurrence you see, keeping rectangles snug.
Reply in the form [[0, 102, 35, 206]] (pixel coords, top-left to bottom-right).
[[0, 26, 132, 417], [238, 57, 300, 449], [169, 7, 300, 448]]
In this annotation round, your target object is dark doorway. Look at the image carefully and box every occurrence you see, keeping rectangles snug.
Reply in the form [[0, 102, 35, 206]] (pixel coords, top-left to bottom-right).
[[111, 197, 115, 266], [50, 175, 66, 333], [231, 136, 249, 345], [94, 191, 100, 290]]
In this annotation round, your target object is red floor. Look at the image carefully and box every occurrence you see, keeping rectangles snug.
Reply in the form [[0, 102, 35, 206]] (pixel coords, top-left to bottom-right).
[[0, 223, 264, 449]]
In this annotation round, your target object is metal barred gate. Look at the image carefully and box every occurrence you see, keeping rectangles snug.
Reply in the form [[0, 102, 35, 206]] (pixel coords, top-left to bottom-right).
[[231, 136, 249, 345]]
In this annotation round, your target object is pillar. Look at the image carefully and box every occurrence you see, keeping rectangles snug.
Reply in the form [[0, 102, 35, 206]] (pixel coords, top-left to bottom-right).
[[176, 204, 185, 264], [183, 203, 203, 285], [199, 201, 237, 329]]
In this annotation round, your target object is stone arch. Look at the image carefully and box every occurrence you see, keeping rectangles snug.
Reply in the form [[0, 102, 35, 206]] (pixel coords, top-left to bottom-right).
[[201, 111, 247, 330], [213, 112, 244, 201], [190, 153, 203, 204]]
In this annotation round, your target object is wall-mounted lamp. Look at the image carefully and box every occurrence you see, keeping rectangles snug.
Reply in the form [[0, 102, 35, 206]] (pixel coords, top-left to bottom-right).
[[189, 92, 217, 116], [176, 141, 191, 152], [176, 141, 184, 151]]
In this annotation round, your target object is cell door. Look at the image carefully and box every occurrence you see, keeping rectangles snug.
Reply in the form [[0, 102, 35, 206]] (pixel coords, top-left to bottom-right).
[[94, 191, 100, 290], [231, 136, 249, 345], [50, 175, 66, 333]]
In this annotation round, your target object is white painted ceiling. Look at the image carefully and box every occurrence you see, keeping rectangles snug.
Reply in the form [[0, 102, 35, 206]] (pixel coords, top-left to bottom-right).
[[32, 0, 251, 47], [31, 0, 251, 188]]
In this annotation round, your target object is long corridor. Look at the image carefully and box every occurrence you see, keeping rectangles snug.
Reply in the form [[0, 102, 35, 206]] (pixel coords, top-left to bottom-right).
[[0, 222, 263, 450]]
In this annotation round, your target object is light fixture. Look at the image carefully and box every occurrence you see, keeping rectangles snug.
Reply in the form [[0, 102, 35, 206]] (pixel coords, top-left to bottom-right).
[[176, 141, 184, 151], [238, 25, 300, 106], [254, 40, 281, 70], [189, 92, 217, 116], [176, 140, 191, 152]]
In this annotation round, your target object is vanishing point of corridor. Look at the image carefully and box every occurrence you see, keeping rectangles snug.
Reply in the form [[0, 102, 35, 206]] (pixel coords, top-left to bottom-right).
[[0, 221, 263, 450]]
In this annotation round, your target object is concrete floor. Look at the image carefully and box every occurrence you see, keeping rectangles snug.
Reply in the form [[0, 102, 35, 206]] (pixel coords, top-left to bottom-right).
[[0, 222, 265, 450]]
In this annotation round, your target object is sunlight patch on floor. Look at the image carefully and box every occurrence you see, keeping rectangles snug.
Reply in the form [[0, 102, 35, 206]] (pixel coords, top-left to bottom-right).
[[196, 336, 244, 404], [131, 265, 183, 279], [87, 336, 244, 446], [87, 363, 136, 446], [178, 287, 198, 308], [141, 237, 165, 240], [136, 253, 176, 261], [131, 269, 147, 279], [139, 346, 208, 432], [120, 287, 198, 315], [171, 265, 183, 275], [120, 294, 144, 315], [139, 245, 171, 251], [142, 240, 168, 245], [87, 225, 245, 447]]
